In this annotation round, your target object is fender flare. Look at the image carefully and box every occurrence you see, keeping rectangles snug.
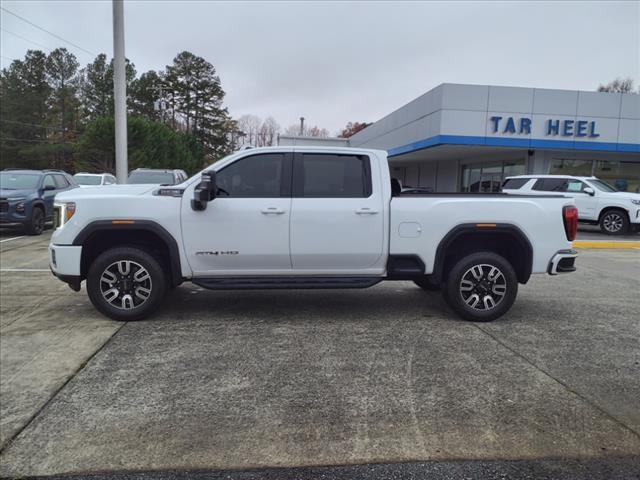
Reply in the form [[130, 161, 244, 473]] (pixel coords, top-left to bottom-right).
[[73, 220, 183, 286], [432, 223, 533, 284]]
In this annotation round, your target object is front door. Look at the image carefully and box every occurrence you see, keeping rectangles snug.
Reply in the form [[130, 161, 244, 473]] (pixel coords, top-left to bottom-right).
[[289, 152, 386, 274], [566, 179, 597, 219], [181, 152, 293, 276]]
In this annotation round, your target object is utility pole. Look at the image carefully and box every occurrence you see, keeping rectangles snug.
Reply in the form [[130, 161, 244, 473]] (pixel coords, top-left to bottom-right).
[[113, 0, 128, 183]]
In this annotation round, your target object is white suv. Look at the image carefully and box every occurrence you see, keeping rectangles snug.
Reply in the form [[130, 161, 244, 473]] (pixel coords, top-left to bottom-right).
[[74, 173, 116, 187], [502, 175, 640, 235]]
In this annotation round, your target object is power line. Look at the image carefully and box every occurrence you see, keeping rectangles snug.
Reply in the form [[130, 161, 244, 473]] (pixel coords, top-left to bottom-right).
[[0, 119, 53, 129], [1, 55, 17, 62], [0, 136, 52, 143], [1, 27, 50, 51], [0, 6, 97, 57]]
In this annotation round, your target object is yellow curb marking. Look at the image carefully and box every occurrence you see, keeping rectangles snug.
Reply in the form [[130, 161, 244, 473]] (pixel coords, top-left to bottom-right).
[[573, 241, 640, 249]]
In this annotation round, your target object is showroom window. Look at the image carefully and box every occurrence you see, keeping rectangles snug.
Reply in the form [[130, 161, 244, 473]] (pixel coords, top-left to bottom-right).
[[550, 159, 640, 193], [460, 159, 525, 192]]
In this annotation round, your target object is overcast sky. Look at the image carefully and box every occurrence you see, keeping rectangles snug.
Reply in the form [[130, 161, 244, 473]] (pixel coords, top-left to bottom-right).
[[2, 1, 638, 134]]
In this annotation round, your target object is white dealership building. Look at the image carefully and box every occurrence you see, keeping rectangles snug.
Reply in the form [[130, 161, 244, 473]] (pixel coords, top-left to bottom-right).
[[285, 84, 640, 193]]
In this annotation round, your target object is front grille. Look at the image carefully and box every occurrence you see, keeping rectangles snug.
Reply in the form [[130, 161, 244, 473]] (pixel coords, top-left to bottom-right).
[[0, 200, 8, 213], [53, 205, 62, 228]]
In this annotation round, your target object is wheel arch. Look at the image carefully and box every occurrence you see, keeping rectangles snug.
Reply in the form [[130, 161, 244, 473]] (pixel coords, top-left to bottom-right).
[[31, 200, 45, 213], [598, 206, 630, 222], [433, 223, 533, 284], [73, 220, 183, 287]]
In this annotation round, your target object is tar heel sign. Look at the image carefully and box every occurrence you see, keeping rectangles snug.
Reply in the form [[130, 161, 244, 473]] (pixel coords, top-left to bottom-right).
[[489, 116, 600, 138]]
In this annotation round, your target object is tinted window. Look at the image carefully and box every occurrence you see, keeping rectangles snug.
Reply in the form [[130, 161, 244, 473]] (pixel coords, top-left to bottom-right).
[[532, 178, 568, 192], [43, 175, 56, 189], [216, 153, 284, 198], [128, 172, 175, 185], [54, 175, 69, 188], [297, 154, 370, 198], [501, 178, 529, 190], [0, 173, 40, 190]]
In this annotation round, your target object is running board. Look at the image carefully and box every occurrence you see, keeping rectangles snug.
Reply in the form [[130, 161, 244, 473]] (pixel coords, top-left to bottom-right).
[[192, 276, 382, 290]]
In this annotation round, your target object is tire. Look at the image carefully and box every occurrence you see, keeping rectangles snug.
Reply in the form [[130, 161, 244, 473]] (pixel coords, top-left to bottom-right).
[[599, 209, 629, 235], [414, 277, 441, 291], [25, 207, 45, 235], [86, 246, 167, 321], [443, 252, 518, 322]]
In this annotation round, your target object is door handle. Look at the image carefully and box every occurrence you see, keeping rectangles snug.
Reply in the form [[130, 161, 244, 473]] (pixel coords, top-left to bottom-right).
[[261, 207, 286, 215], [355, 208, 379, 215]]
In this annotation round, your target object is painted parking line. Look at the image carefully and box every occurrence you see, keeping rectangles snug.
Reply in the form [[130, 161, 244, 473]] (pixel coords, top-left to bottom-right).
[[573, 240, 640, 249], [0, 236, 25, 243], [0, 268, 50, 272]]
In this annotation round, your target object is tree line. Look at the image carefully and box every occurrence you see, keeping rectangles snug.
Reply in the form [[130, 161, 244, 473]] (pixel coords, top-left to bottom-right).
[[1, 48, 235, 174]]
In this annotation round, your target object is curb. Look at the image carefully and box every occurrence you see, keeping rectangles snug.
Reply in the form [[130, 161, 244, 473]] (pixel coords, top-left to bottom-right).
[[573, 240, 640, 249]]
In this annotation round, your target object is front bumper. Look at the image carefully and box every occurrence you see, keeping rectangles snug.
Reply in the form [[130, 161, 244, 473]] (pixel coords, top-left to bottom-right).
[[50, 244, 83, 290], [548, 249, 578, 275], [0, 212, 27, 227]]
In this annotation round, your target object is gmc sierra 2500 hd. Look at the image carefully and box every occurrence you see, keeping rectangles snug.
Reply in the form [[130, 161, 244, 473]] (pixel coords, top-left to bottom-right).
[[49, 147, 578, 322]]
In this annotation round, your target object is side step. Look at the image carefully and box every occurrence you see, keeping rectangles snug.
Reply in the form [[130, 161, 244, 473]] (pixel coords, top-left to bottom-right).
[[192, 276, 382, 290]]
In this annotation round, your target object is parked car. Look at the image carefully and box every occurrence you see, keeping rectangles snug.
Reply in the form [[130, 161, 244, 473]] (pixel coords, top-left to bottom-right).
[[50, 147, 578, 322], [127, 169, 187, 185], [0, 169, 77, 235], [74, 173, 117, 187], [502, 175, 640, 235]]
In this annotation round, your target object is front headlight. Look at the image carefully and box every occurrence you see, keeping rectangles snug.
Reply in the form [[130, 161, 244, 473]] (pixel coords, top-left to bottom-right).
[[54, 201, 76, 229], [631, 199, 640, 206]]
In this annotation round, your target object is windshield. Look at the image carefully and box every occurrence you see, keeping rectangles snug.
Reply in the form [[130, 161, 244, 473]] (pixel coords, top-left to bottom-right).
[[0, 172, 40, 190], [74, 175, 102, 186], [128, 172, 174, 185], [588, 179, 617, 192]]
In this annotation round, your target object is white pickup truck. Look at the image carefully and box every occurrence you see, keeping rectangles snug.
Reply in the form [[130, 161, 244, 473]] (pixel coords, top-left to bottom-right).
[[49, 147, 578, 322]]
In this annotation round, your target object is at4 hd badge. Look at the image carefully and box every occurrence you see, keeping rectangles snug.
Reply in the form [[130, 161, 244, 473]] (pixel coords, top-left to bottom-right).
[[195, 251, 239, 256]]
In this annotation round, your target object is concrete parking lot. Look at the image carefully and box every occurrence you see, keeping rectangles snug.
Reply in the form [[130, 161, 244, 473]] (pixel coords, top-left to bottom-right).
[[0, 228, 639, 478]]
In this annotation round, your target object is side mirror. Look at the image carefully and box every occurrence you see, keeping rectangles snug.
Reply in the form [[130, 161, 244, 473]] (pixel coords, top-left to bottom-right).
[[191, 170, 217, 211], [43, 184, 56, 191], [583, 187, 595, 196]]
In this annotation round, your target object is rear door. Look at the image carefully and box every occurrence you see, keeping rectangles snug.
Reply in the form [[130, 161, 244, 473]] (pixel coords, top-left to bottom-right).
[[41, 174, 58, 216], [289, 151, 385, 273]]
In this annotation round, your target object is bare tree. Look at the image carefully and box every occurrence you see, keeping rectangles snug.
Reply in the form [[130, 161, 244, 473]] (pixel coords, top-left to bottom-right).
[[597, 77, 637, 93], [236, 114, 262, 145], [283, 123, 329, 137], [258, 117, 280, 146]]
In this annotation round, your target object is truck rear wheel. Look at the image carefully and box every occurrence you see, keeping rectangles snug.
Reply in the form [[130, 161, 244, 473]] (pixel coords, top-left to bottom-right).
[[443, 251, 518, 322], [86, 246, 166, 321]]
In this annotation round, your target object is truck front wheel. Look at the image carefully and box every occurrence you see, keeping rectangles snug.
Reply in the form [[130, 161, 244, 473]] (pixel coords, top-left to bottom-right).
[[443, 252, 518, 322], [86, 246, 167, 321]]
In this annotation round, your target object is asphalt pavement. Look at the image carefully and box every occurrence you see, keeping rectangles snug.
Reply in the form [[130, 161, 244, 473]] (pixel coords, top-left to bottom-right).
[[0, 227, 638, 479]]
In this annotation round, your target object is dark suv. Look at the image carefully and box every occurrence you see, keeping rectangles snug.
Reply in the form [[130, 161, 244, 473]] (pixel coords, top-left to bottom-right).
[[0, 169, 77, 235]]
